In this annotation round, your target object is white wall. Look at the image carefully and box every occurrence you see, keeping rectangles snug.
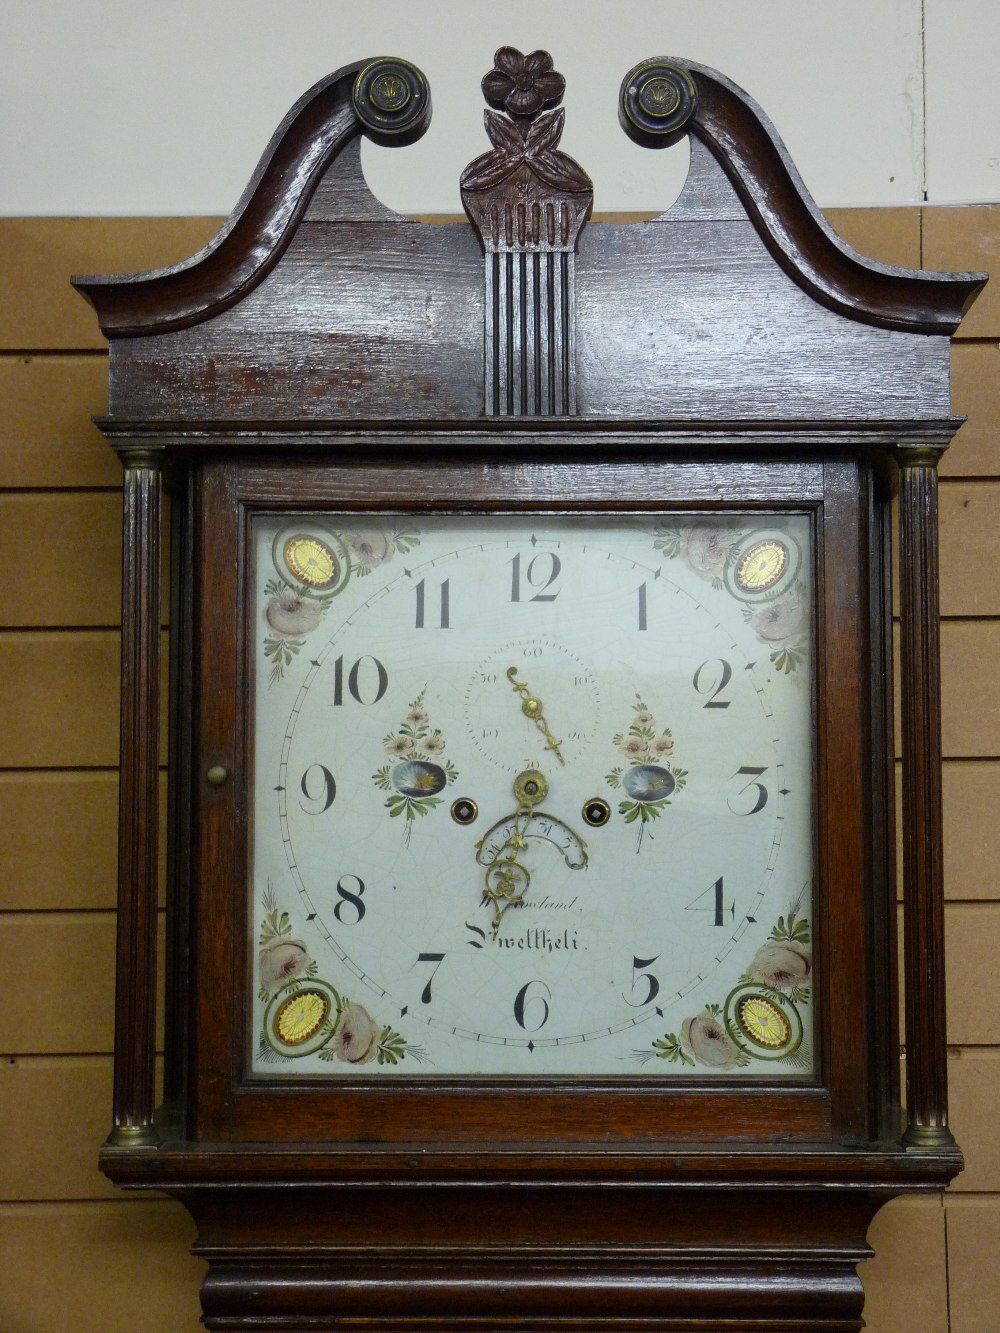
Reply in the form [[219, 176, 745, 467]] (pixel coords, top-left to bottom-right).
[[1, 0, 997, 216]]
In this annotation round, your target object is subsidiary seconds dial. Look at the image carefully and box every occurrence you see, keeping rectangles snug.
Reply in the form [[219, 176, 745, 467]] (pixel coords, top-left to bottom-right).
[[465, 637, 601, 771]]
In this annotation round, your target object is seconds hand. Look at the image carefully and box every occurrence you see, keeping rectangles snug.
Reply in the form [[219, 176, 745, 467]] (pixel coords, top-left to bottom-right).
[[506, 667, 565, 764]]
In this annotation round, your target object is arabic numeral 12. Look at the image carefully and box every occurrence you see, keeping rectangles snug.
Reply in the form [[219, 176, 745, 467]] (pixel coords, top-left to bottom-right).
[[510, 551, 561, 602]]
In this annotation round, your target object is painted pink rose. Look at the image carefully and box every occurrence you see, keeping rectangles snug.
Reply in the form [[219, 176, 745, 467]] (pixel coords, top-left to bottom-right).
[[681, 1011, 741, 1069], [265, 589, 322, 639], [259, 938, 313, 994], [680, 524, 733, 583], [749, 597, 806, 647], [343, 528, 391, 570], [745, 941, 811, 990], [334, 1001, 379, 1064]]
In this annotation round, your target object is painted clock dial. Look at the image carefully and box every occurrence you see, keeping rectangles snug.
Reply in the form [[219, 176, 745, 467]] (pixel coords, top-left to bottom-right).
[[250, 513, 815, 1077]]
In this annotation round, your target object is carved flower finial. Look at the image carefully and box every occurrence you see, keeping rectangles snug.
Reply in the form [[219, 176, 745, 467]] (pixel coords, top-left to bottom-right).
[[482, 47, 565, 119]]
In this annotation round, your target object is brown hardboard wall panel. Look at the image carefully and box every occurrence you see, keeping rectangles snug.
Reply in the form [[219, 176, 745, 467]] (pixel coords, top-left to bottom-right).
[[0, 771, 167, 912], [939, 483, 1000, 614], [941, 763, 1000, 901], [0, 912, 165, 1054], [894, 761, 1000, 902], [0, 492, 123, 626], [859, 1198, 950, 1333], [945, 343, 1000, 478], [825, 207, 922, 269], [944, 1199, 1000, 1333], [0, 1202, 204, 1333], [2, 1056, 126, 1201], [0, 209, 993, 1332], [923, 205, 1000, 339], [891, 483, 1000, 615], [0, 217, 221, 349], [944, 906, 1000, 1045], [940, 622, 1000, 756], [948, 1051, 1000, 1193], [0, 630, 169, 767], [0, 492, 170, 628], [0, 356, 120, 488], [892, 621, 1000, 758]]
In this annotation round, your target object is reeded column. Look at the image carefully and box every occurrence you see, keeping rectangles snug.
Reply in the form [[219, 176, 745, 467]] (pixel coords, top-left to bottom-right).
[[895, 443, 955, 1149], [107, 449, 163, 1147]]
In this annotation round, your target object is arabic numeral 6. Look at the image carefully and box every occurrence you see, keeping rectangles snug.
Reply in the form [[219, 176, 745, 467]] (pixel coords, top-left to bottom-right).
[[513, 979, 551, 1031]]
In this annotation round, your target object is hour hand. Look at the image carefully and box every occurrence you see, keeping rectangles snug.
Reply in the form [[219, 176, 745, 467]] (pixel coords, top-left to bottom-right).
[[506, 667, 565, 764]]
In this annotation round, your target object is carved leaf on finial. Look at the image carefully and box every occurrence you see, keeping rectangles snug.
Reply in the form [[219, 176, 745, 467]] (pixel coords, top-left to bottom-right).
[[461, 107, 591, 194]]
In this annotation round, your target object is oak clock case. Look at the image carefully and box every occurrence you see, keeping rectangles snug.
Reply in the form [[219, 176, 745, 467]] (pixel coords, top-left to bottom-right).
[[74, 44, 985, 1333]]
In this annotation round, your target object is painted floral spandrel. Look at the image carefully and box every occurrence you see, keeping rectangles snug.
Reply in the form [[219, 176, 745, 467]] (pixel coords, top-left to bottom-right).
[[653, 520, 746, 589], [258, 887, 318, 1002], [372, 688, 458, 846], [652, 520, 808, 676], [263, 524, 420, 685], [256, 885, 426, 1067], [631, 896, 812, 1072], [605, 694, 687, 850], [742, 595, 808, 675]]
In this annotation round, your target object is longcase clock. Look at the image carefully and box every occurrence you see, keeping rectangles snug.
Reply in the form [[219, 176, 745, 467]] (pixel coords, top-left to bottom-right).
[[74, 47, 986, 1331]]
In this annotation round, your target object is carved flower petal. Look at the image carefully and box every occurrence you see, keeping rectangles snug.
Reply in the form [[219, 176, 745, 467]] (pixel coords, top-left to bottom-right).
[[531, 70, 566, 104], [523, 49, 555, 75], [482, 69, 515, 107], [506, 86, 544, 116], [493, 46, 525, 77]]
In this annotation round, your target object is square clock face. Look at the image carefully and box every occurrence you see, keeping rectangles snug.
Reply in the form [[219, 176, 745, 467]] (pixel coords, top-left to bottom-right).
[[249, 512, 815, 1079]]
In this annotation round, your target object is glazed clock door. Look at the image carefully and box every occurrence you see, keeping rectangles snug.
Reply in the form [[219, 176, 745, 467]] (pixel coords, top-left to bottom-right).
[[247, 509, 816, 1081], [188, 451, 883, 1149]]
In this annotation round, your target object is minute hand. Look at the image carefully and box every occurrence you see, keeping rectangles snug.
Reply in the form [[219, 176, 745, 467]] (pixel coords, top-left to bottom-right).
[[506, 667, 565, 765]]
